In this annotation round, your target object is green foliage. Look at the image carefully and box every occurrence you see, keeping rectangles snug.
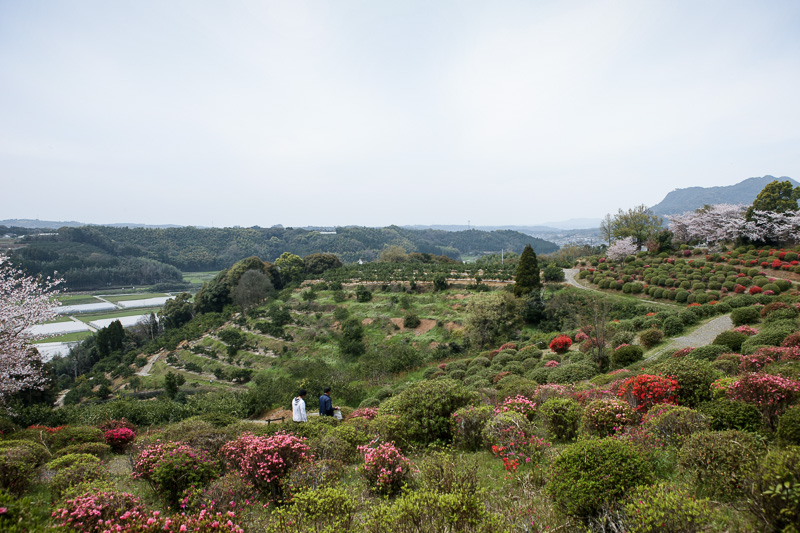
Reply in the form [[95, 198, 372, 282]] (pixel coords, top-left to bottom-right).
[[513, 244, 541, 297], [548, 438, 653, 517], [381, 379, 478, 446], [163, 371, 186, 399], [303, 253, 342, 275], [713, 330, 748, 352], [778, 405, 800, 445], [274, 252, 305, 285], [47, 453, 108, 501], [433, 274, 448, 292], [624, 483, 714, 533], [641, 404, 710, 447], [464, 291, 520, 348], [265, 486, 356, 533], [538, 397, 581, 441], [639, 329, 663, 349], [653, 358, 719, 407], [746, 179, 800, 220], [53, 442, 112, 459], [697, 399, 763, 432], [687, 344, 730, 362], [339, 317, 365, 357], [160, 292, 194, 330], [0, 443, 38, 495], [403, 313, 421, 329], [546, 363, 598, 384], [0, 489, 50, 532], [451, 405, 494, 451], [748, 446, 800, 532], [542, 263, 565, 283], [678, 430, 763, 499], [611, 345, 643, 369], [731, 306, 761, 326], [49, 425, 104, 452]]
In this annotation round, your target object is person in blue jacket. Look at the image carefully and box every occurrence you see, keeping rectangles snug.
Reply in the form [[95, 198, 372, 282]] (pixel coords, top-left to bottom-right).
[[319, 386, 338, 416]]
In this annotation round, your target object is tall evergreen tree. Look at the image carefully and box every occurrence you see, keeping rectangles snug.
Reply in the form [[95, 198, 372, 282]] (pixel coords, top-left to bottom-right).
[[514, 244, 541, 297], [745, 180, 800, 220]]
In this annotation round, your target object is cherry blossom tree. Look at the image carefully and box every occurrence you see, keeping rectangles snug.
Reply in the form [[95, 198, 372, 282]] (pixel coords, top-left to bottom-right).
[[667, 204, 746, 245], [606, 237, 637, 261], [742, 210, 800, 246], [0, 254, 62, 400]]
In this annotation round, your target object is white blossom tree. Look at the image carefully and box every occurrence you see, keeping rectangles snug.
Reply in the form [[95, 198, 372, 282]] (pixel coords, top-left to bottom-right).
[[742, 210, 800, 245], [606, 237, 637, 261], [0, 254, 62, 400], [667, 204, 746, 245]]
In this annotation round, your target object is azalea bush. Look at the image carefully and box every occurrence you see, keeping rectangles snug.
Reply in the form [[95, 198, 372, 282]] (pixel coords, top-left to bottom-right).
[[582, 398, 635, 436], [133, 441, 218, 507], [495, 395, 537, 421], [617, 374, 679, 413], [451, 405, 493, 452], [549, 335, 572, 354], [726, 372, 800, 427], [105, 427, 136, 453], [219, 432, 311, 499], [538, 397, 582, 442], [52, 490, 144, 532], [357, 440, 411, 495]]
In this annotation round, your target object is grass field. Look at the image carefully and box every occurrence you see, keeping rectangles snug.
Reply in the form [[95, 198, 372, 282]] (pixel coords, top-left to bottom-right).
[[57, 294, 102, 305], [34, 331, 94, 343], [183, 271, 219, 284], [74, 308, 162, 323], [102, 293, 169, 302]]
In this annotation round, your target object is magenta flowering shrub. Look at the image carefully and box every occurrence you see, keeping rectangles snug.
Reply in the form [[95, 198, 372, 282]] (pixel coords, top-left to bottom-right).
[[56, 507, 244, 532], [530, 384, 573, 406], [727, 373, 800, 427], [346, 407, 379, 421], [739, 352, 775, 372], [105, 428, 136, 453], [52, 490, 144, 532], [545, 360, 560, 368], [133, 441, 218, 508], [671, 347, 695, 358], [495, 395, 537, 421], [733, 325, 758, 336], [582, 398, 635, 436], [219, 432, 311, 499], [357, 439, 411, 495]]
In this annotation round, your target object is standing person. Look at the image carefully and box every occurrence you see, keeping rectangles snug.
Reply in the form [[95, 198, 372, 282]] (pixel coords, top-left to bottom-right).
[[319, 386, 338, 417], [292, 389, 307, 422]]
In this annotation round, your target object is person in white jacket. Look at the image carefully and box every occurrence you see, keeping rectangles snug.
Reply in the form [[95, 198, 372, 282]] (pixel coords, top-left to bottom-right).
[[292, 389, 308, 422]]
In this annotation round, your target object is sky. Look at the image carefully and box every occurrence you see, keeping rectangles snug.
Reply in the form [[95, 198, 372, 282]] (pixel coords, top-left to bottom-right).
[[2, 1, 799, 228]]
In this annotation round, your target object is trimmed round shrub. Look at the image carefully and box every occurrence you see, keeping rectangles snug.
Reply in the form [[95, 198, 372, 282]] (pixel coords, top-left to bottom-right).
[[52, 442, 112, 459], [549, 335, 572, 354], [47, 453, 109, 501], [777, 405, 800, 445], [582, 398, 635, 436], [653, 358, 720, 407], [678, 430, 763, 499], [611, 345, 644, 369], [687, 344, 730, 362], [748, 446, 800, 532], [641, 404, 710, 447], [731, 306, 761, 326], [525, 367, 552, 384], [482, 411, 534, 450], [662, 316, 684, 337], [49, 426, 104, 452], [538, 398, 581, 442], [548, 438, 653, 517], [639, 329, 663, 349], [624, 482, 714, 533], [698, 399, 763, 432], [0, 443, 39, 495], [104, 427, 136, 453], [451, 405, 493, 451], [712, 331, 747, 352], [381, 379, 477, 445], [547, 363, 598, 384]]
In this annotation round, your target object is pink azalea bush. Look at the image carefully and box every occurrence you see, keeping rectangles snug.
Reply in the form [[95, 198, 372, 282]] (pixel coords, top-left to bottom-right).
[[105, 428, 136, 453], [583, 398, 635, 436], [545, 360, 560, 368], [733, 325, 758, 336], [495, 395, 538, 421], [219, 432, 310, 499], [357, 439, 411, 495], [346, 407, 379, 421], [133, 441, 218, 508], [59, 507, 244, 532], [52, 491, 144, 532], [727, 373, 800, 427]]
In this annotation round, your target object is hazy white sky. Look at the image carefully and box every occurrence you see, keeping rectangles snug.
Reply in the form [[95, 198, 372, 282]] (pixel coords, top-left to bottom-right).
[[2, 1, 799, 228]]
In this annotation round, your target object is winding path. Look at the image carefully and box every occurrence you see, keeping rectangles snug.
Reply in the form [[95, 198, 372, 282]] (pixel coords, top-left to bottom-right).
[[562, 268, 734, 357]]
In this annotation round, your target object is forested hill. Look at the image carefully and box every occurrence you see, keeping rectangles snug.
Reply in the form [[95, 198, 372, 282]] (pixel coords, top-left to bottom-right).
[[8, 225, 557, 288]]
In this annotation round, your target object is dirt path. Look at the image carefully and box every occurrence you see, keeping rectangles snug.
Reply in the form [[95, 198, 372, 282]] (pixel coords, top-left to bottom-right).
[[136, 353, 159, 376]]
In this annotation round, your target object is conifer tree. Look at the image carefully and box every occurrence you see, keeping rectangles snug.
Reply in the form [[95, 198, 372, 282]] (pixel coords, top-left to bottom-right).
[[513, 244, 541, 297]]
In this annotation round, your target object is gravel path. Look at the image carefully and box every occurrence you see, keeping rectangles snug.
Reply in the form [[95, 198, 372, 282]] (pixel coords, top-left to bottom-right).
[[562, 267, 734, 359]]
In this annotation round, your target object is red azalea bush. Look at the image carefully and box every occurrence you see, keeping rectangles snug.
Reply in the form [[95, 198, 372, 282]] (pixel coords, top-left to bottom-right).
[[549, 335, 572, 354], [727, 373, 800, 427], [749, 286, 763, 295], [617, 374, 679, 413], [357, 439, 411, 495], [491, 435, 550, 477], [133, 441, 218, 507], [52, 490, 144, 532], [105, 428, 136, 453], [219, 432, 311, 498]]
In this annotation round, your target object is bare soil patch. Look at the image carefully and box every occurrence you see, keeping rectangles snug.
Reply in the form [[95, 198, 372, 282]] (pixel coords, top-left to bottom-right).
[[389, 318, 437, 335]]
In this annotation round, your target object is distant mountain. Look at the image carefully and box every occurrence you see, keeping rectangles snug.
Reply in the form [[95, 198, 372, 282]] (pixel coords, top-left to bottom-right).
[[650, 175, 800, 216]]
